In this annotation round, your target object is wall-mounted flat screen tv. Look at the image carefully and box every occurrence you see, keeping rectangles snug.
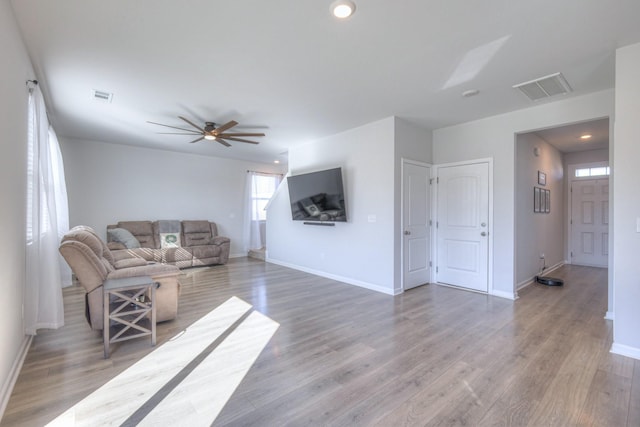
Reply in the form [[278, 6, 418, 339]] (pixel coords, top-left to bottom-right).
[[288, 167, 347, 222]]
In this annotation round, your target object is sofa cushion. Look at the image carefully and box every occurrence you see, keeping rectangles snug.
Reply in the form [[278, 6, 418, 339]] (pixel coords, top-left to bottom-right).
[[182, 220, 213, 247], [184, 233, 211, 247], [182, 220, 211, 234], [114, 258, 148, 269], [191, 245, 221, 259], [112, 247, 159, 263], [162, 247, 193, 266], [117, 221, 156, 248], [107, 241, 127, 250], [107, 227, 141, 249]]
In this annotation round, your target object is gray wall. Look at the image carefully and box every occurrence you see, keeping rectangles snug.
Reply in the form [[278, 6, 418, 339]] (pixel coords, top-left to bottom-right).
[[266, 117, 431, 294], [393, 118, 433, 291], [433, 89, 614, 299], [563, 149, 608, 167], [60, 138, 285, 257], [612, 42, 640, 358], [515, 133, 564, 286], [0, 1, 34, 412]]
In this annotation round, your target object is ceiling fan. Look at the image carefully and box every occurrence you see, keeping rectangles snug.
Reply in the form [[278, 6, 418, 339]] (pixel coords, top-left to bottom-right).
[[147, 116, 265, 147]]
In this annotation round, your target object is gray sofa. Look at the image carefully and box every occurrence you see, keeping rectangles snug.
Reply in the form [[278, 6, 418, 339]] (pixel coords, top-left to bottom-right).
[[107, 220, 231, 268]]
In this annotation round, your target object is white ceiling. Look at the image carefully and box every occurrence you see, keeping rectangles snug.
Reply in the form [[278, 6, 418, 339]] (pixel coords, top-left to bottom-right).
[[533, 118, 609, 153], [10, 0, 640, 164]]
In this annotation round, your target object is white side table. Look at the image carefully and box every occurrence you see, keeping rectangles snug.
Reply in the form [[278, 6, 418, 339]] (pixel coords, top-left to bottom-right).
[[103, 276, 157, 358]]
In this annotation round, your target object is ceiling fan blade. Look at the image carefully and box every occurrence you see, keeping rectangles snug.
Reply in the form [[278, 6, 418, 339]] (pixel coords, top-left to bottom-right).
[[157, 132, 203, 135], [216, 138, 231, 147], [178, 116, 206, 133], [213, 120, 239, 134], [188, 136, 205, 144], [222, 136, 260, 145], [147, 121, 200, 133], [217, 132, 265, 137]]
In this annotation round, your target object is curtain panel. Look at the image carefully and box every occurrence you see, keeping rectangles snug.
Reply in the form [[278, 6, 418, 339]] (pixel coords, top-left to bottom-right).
[[25, 84, 69, 335]]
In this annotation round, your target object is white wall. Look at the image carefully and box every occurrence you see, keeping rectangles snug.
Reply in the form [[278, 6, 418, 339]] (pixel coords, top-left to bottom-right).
[[515, 133, 564, 286], [612, 42, 640, 359], [60, 138, 285, 257], [0, 1, 34, 414], [267, 117, 397, 294], [433, 89, 614, 298]]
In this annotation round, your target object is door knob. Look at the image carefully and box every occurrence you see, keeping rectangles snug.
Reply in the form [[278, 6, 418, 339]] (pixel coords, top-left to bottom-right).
[[481, 231, 487, 236], [404, 230, 411, 235]]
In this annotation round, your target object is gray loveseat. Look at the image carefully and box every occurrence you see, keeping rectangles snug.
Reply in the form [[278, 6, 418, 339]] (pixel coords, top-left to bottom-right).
[[107, 220, 230, 268]]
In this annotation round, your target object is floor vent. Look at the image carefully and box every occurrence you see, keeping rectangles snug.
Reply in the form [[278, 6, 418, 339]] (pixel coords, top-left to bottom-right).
[[513, 72, 572, 101]]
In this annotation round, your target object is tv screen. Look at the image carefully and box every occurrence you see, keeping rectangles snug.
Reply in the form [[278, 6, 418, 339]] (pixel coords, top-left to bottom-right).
[[288, 167, 347, 222]]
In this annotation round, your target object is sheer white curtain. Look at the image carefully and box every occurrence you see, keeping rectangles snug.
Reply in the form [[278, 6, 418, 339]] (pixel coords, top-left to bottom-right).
[[25, 84, 69, 335], [244, 171, 281, 252]]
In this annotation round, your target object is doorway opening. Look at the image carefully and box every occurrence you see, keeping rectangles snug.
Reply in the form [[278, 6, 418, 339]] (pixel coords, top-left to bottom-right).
[[514, 118, 609, 292]]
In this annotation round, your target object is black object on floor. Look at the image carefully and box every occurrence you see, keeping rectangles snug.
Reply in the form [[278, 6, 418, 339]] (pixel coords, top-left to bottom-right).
[[536, 276, 564, 286]]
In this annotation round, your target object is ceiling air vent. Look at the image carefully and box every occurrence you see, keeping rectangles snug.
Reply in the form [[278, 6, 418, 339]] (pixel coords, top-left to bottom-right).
[[91, 89, 113, 103], [513, 72, 572, 101]]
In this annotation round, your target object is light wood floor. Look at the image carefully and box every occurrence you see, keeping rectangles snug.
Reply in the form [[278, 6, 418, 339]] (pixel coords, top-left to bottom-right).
[[2, 259, 638, 426]]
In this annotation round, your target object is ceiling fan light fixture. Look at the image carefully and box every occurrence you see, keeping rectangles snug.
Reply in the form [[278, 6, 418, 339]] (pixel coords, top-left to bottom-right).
[[331, 0, 356, 18], [204, 134, 216, 141]]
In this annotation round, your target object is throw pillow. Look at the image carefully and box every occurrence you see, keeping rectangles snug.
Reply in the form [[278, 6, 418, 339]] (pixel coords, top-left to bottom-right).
[[107, 228, 141, 249], [160, 232, 181, 248]]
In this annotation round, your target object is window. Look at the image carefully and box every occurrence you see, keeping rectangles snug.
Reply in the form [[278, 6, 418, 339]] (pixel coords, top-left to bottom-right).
[[575, 166, 610, 178], [250, 174, 280, 221]]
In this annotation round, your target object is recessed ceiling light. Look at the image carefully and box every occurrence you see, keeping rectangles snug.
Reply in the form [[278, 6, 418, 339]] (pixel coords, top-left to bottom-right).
[[274, 160, 280, 164], [331, 0, 356, 18], [580, 134, 592, 140]]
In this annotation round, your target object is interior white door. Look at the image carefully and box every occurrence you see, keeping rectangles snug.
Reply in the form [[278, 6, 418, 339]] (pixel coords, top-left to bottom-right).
[[402, 161, 431, 290], [570, 178, 609, 267], [436, 162, 489, 292]]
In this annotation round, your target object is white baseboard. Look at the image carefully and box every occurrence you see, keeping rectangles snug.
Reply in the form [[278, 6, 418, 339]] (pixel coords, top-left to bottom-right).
[[543, 261, 565, 275], [265, 258, 395, 296], [610, 342, 640, 360], [0, 335, 33, 420], [516, 261, 566, 291], [490, 289, 518, 300], [229, 253, 247, 259], [605, 311, 614, 321]]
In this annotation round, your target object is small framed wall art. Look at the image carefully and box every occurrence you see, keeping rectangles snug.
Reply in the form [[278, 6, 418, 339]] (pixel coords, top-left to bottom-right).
[[538, 170, 546, 186], [545, 189, 551, 213], [533, 187, 551, 214]]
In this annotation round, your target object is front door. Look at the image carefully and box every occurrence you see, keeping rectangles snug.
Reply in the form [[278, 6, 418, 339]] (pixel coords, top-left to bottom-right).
[[436, 162, 489, 292], [402, 161, 431, 290], [570, 178, 609, 267]]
